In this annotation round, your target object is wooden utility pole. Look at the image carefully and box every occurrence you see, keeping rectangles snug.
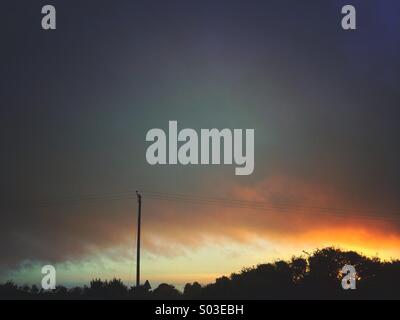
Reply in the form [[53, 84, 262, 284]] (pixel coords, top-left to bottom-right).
[[136, 191, 142, 287]]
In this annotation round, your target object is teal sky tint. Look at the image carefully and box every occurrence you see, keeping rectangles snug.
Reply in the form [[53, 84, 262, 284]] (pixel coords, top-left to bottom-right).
[[2, 0, 400, 286]]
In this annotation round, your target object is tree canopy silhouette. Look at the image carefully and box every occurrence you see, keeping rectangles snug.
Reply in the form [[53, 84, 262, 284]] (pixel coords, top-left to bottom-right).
[[1, 247, 399, 299]]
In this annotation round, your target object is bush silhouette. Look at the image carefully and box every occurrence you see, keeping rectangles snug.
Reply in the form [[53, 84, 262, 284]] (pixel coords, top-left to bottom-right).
[[1, 247, 399, 299], [152, 283, 182, 299]]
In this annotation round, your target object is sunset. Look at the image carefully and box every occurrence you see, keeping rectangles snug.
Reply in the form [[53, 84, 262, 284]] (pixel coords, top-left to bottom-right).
[[2, 0, 400, 305]]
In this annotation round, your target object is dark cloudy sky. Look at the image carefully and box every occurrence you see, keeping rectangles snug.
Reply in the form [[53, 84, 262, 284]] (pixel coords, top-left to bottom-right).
[[1, 0, 400, 287]]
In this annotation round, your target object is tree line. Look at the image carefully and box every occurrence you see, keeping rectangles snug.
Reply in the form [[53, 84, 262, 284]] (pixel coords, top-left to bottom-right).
[[1, 247, 399, 299]]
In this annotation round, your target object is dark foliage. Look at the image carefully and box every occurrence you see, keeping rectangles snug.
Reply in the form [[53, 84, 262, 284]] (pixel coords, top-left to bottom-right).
[[1, 247, 399, 299]]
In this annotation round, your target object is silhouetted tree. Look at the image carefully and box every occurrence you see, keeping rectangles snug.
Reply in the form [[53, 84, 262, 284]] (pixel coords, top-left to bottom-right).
[[1, 247, 399, 299], [152, 283, 181, 299], [183, 282, 202, 299]]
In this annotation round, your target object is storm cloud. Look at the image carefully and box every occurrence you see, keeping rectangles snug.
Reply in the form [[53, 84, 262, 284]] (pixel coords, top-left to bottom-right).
[[2, 0, 400, 278]]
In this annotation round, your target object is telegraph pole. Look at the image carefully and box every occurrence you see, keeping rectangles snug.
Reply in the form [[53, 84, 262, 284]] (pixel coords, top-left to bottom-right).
[[136, 191, 142, 288]]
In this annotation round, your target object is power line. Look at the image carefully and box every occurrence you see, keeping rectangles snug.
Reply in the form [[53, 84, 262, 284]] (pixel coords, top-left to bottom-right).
[[143, 193, 400, 223], [142, 190, 400, 216], [14, 189, 400, 222]]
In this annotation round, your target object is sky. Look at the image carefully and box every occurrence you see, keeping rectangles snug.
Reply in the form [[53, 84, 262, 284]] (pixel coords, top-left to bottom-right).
[[1, 0, 400, 289]]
